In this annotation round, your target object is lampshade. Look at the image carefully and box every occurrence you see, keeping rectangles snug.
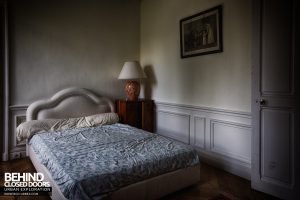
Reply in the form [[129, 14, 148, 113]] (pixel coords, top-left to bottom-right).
[[118, 61, 146, 80]]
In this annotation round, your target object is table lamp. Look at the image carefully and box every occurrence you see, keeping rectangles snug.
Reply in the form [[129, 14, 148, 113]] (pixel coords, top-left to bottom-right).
[[118, 61, 146, 101]]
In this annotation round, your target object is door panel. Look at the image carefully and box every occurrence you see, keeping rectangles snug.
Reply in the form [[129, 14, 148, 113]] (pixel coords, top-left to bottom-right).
[[251, 0, 298, 199], [261, 0, 293, 95], [261, 108, 292, 185]]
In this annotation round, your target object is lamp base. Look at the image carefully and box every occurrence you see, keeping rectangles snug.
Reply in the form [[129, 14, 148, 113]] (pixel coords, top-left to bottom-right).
[[124, 80, 140, 101]]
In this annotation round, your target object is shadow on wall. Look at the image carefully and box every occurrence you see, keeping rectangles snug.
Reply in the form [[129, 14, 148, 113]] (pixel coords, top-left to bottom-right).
[[143, 65, 157, 100]]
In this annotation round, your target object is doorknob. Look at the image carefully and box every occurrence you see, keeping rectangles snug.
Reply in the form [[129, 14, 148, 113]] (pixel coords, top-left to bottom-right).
[[256, 99, 266, 105]]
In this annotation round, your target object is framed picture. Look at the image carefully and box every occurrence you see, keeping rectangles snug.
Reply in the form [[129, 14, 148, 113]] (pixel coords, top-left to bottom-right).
[[180, 5, 223, 58]]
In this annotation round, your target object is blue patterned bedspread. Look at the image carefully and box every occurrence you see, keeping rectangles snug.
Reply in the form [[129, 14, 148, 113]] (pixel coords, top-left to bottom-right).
[[29, 123, 199, 200]]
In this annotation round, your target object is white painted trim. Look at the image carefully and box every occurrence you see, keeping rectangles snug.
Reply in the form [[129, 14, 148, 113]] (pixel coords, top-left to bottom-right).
[[156, 110, 191, 144], [193, 115, 206, 149], [8, 105, 27, 160], [9, 105, 29, 110], [156, 101, 251, 118], [210, 119, 252, 164], [155, 101, 252, 180]]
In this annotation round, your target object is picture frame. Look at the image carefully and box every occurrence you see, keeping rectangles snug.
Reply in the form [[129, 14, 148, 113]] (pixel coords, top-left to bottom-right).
[[180, 5, 223, 58]]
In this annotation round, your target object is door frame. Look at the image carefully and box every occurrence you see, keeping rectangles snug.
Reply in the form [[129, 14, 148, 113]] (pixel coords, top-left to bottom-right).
[[0, 0, 9, 161]]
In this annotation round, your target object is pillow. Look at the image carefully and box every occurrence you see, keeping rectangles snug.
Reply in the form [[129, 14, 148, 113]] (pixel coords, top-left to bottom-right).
[[16, 112, 119, 142], [16, 119, 60, 143]]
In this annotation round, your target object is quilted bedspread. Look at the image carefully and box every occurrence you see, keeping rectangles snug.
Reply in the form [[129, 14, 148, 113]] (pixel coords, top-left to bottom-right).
[[29, 123, 199, 200]]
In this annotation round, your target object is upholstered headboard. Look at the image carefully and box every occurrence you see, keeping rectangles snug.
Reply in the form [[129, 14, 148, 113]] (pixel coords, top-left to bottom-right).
[[26, 87, 115, 121]]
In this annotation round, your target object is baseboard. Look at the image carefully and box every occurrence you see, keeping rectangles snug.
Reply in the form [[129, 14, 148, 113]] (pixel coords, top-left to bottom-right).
[[198, 150, 251, 180]]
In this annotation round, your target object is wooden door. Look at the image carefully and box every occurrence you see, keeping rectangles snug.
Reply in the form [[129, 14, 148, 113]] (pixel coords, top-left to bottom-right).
[[251, 0, 299, 199]]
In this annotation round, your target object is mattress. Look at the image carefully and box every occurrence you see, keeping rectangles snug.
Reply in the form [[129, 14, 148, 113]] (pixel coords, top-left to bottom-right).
[[29, 123, 199, 200]]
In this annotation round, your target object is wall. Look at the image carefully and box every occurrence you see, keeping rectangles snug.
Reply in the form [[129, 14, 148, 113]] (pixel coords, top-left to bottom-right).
[[4, 0, 140, 160], [140, 0, 252, 178], [140, 0, 251, 113], [9, 0, 140, 105]]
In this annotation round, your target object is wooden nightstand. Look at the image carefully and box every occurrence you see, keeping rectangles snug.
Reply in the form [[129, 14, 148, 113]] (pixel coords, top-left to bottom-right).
[[116, 99, 154, 132]]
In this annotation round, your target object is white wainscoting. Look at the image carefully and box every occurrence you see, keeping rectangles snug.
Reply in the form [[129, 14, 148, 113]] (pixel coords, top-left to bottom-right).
[[7, 102, 252, 180], [155, 102, 252, 179], [156, 110, 190, 144], [8, 105, 28, 160]]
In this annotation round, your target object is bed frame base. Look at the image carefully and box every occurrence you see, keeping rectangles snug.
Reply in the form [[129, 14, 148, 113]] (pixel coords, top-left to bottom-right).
[[29, 145, 200, 200]]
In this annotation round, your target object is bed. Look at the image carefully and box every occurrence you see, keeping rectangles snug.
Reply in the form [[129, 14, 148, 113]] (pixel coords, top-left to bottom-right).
[[21, 87, 200, 200]]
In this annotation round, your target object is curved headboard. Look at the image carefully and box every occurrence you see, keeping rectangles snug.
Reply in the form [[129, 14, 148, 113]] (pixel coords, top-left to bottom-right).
[[26, 87, 115, 121]]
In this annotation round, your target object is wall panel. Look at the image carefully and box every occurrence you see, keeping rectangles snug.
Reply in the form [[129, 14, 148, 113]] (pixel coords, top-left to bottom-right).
[[156, 101, 252, 179]]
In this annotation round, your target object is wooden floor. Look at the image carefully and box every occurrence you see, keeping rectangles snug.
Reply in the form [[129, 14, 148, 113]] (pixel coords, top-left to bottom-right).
[[0, 158, 280, 200]]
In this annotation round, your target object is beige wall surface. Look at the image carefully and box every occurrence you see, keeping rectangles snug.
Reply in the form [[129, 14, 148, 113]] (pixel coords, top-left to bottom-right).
[[140, 0, 251, 112], [9, 0, 140, 105]]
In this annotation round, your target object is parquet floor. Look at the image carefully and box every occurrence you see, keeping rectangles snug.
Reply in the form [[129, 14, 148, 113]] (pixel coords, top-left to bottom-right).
[[0, 158, 280, 200]]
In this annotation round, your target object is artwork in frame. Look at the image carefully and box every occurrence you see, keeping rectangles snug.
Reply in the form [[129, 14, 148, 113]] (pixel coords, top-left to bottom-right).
[[180, 5, 223, 58]]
